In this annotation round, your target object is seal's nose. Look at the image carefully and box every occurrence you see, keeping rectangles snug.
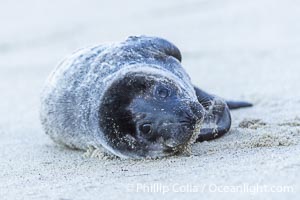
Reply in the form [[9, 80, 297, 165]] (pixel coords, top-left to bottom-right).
[[158, 123, 194, 148], [190, 101, 205, 120]]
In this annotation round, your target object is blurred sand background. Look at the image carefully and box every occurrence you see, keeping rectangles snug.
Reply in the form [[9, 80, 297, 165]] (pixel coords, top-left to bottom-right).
[[1, 0, 300, 199]]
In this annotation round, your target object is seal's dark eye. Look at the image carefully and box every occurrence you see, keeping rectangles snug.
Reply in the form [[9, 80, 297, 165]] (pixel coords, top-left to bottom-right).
[[157, 87, 170, 98], [139, 123, 152, 134]]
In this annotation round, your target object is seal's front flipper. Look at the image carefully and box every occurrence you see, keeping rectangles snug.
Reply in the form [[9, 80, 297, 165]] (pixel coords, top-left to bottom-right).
[[194, 87, 231, 142], [226, 100, 253, 110]]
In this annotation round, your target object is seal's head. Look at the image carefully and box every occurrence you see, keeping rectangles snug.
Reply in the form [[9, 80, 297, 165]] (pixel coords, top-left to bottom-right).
[[99, 71, 204, 158]]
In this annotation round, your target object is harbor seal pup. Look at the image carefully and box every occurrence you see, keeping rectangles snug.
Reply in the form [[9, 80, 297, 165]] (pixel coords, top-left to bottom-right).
[[40, 36, 252, 159]]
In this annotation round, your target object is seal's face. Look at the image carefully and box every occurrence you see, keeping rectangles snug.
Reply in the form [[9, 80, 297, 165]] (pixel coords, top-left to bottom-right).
[[128, 82, 204, 155], [99, 72, 204, 158]]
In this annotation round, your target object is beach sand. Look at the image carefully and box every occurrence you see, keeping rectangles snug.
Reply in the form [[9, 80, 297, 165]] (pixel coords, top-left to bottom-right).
[[0, 0, 299, 199]]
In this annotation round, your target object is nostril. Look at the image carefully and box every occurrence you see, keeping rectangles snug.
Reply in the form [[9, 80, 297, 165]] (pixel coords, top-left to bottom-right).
[[190, 102, 205, 120]]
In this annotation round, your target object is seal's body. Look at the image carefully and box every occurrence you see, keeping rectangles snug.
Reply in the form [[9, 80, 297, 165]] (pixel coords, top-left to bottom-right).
[[40, 36, 251, 158]]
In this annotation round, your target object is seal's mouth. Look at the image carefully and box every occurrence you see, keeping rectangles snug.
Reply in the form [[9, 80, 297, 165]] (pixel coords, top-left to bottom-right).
[[139, 118, 203, 158], [165, 119, 202, 154]]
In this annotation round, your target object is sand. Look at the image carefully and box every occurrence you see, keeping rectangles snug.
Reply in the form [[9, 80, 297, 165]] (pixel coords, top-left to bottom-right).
[[0, 0, 299, 199]]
